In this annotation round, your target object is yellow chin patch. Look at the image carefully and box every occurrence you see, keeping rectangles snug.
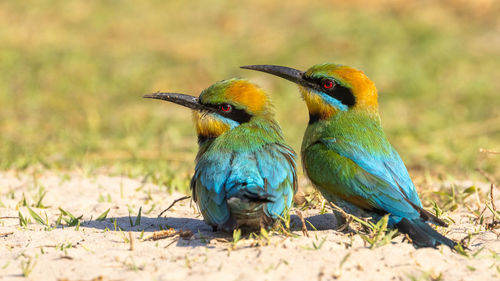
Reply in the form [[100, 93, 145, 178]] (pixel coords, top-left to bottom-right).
[[225, 80, 268, 113], [300, 87, 336, 119], [192, 111, 230, 138]]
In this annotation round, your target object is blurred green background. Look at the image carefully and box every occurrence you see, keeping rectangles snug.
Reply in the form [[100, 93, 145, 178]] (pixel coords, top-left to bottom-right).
[[1, 0, 499, 188]]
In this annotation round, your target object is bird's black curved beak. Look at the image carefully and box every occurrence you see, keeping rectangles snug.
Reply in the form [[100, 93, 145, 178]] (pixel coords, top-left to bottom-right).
[[143, 92, 209, 111], [240, 65, 312, 88]]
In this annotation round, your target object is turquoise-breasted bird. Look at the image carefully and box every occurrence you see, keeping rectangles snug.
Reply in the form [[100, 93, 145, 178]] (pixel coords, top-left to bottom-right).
[[144, 78, 297, 232], [241, 64, 456, 248]]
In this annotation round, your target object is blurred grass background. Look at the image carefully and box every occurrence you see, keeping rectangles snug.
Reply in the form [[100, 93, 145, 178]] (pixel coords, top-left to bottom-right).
[[1, 0, 499, 190]]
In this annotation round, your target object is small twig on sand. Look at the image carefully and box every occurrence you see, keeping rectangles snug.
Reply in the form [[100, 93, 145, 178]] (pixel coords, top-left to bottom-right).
[[0, 232, 14, 238], [480, 148, 500, 155], [328, 202, 349, 218], [157, 196, 191, 218], [142, 229, 193, 241], [328, 202, 352, 231], [142, 228, 178, 241], [165, 239, 178, 248], [0, 216, 19, 219], [58, 256, 74, 260], [295, 210, 309, 237], [129, 232, 134, 251]]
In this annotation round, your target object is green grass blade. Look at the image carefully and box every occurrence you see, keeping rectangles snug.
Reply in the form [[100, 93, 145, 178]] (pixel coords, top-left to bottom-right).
[[27, 207, 47, 226]]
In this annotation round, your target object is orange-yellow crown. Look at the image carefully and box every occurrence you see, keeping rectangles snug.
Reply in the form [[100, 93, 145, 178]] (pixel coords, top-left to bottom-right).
[[200, 78, 272, 115], [305, 63, 378, 111]]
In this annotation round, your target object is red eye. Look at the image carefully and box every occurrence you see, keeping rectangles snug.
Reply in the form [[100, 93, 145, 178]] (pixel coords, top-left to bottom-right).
[[220, 103, 232, 112], [322, 79, 334, 89]]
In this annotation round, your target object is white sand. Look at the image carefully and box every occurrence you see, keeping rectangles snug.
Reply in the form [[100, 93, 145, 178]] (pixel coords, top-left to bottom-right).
[[0, 171, 499, 281]]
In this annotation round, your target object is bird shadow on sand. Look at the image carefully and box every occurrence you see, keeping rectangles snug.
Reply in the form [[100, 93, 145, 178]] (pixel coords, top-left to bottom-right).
[[78, 212, 342, 248], [294, 212, 342, 231], [79, 214, 223, 245]]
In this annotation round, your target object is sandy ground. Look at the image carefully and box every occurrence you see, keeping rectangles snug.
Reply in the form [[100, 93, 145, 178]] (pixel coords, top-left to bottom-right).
[[0, 171, 499, 281]]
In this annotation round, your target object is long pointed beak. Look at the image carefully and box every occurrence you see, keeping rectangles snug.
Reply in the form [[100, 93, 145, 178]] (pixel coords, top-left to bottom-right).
[[240, 65, 312, 88], [143, 92, 209, 111]]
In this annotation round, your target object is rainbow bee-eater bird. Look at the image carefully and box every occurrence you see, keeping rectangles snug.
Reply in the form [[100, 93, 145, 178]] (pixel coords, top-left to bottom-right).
[[241, 64, 456, 248], [144, 78, 297, 232]]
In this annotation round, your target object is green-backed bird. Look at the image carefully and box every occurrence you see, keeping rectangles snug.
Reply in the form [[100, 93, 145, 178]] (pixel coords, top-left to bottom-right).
[[144, 78, 297, 232], [241, 64, 457, 248]]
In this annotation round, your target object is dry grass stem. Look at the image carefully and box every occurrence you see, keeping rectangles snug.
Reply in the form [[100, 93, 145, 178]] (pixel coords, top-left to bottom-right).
[[479, 148, 500, 155], [142, 229, 193, 242], [129, 232, 134, 251], [295, 209, 309, 237], [142, 229, 178, 241], [157, 196, 191, 218]]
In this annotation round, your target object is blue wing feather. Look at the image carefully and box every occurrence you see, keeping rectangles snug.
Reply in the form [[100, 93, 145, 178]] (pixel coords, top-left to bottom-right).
[[311, 137, 422, 224], [193, 150, 233, 225], [255, 143, 297, 218], [320, 137, 421, 206], [195, 150, 232, 204], [225, 152, 264, 198], [192, 143, 297, 226]]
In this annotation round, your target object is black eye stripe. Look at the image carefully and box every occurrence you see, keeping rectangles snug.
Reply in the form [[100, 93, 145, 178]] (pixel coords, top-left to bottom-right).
[[332, 84, 355, 107], [204, 103, 252, 124], [304, 76, 356, 107]]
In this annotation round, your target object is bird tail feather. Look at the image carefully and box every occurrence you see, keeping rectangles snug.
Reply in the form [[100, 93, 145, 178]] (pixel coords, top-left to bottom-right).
[[396, 218, 457, 249], [228, 189, 274, 203]]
